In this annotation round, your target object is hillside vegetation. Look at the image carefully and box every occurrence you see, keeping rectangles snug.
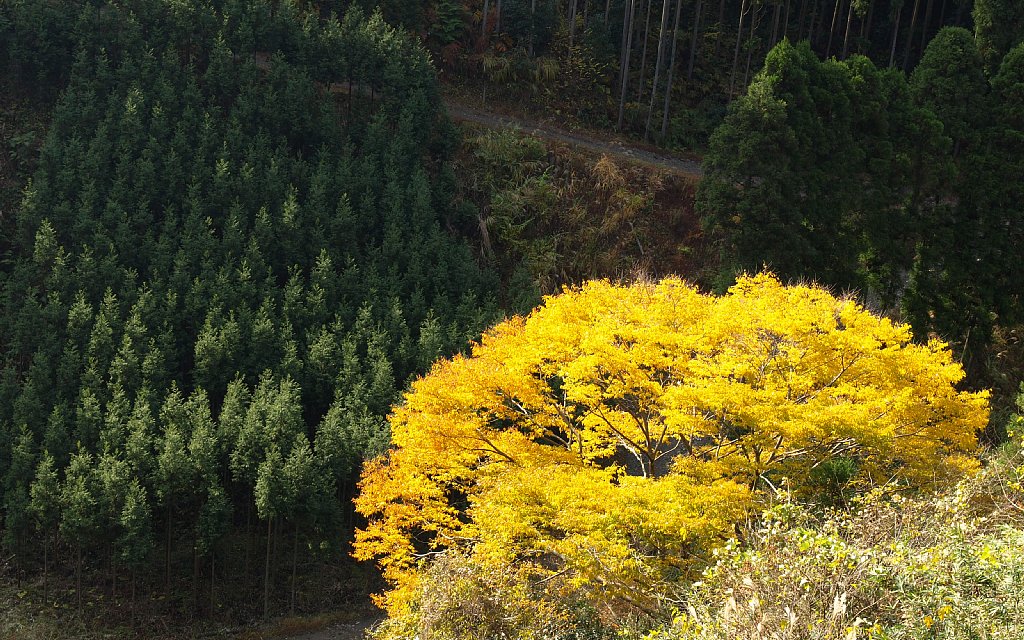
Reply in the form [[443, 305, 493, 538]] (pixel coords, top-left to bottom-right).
[[655, 424, 1024, 640], [0, 0, 501, 625]]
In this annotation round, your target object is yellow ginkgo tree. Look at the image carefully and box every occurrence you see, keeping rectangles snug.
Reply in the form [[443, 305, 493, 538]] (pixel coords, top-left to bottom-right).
[[354, 274, 988, 625]]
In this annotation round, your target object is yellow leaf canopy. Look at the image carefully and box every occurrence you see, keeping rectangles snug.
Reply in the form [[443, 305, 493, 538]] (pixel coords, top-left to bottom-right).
[[354, 274, 988, 615]]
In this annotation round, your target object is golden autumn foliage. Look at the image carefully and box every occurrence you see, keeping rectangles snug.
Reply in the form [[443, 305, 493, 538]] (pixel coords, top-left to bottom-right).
[[353, 274, 988, 625]]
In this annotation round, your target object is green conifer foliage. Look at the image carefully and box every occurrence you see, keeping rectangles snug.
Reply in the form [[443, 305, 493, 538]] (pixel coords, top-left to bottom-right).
[[0, 0, 497, 616]]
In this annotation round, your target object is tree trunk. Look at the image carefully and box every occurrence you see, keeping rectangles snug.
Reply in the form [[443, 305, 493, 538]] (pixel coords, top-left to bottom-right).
[[263, 518, 272, 620], [918, 0, 934, 58], [687, 0, 704, 79], [244, 498, 251, 578], [743, 2, 762, 87], [76, 543, 83, 612], [902, 0, 920, 71], [889, 5, 902, 67], [530, 0, 538, 55], [859, 0, 874, 53], [841, 0, 854, 57], [165, 503, 172, 593], [713, 0, 727, 55], [645, 0, 674, 140], [290, 526, 300, 615], [482, 0, 491, 39], [569, 0, 579, 46], [662, 0, 685, 137], [497, 0, 503, 33], [937, 0, 948, 27], [605, 0, 611, 26], [42, 534, 48, 606], [807, 0, 818, 44], [771, 0, 783, 47], [783, 0, 793, 41], [193, 536, 200, 611], [210, 553, 216, 617], [826, 0, 842, 57], [617, 0, 638, 130], [636, 0, 654, 102], [797, 0, 809, 40], [729, 0, 749, 97]]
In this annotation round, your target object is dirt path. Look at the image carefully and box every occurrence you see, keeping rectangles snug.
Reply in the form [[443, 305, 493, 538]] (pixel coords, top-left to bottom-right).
[[282, 616, 381, 640], [445, 102, 704, 179], [253, 53, 703, 179]]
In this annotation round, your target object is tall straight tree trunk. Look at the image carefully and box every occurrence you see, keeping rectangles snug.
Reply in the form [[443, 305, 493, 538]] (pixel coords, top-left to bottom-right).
[[192, 537, 200, 610], [687, 0, 704, 79], [729, 0, 749, 97], [42, 534, 48, 606], [743, 1, 762, 87], [859, 0, 874, 53], [901, 0, 921, 71], [529, 0, 538, 55], [637, 0, 655, 102], [243, 498, 251, 578], [918, 0, 934, 57], [165, 504, 172, 593], [807, 0, 819, 43], [605, 0, 611, 26], [645, 0, 673, 140], [290, 526, 300, 615], [497, 0, 503, 33], [713, 0, 726, 55], [771, 0, 783, 46], [663, 0, 685, 137], [889, 5, 902, 67], [482, 0, 491, 39], [76, 543, 83, 612], [263, 518, 272, 620], [797, 0, 809, 40], [618, 0, 639, 130], [826, 0, 842, 57], [210, 553, 216, 617], [569, 0, 579, 45], [938, 0, 948, 27], [783, 0, 793, 40], [273, 518, 281, 578], [841, 0, 854, 57]]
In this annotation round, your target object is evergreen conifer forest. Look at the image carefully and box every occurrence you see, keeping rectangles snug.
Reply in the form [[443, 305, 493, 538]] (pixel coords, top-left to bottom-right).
[[1, 1, 1022, 638]]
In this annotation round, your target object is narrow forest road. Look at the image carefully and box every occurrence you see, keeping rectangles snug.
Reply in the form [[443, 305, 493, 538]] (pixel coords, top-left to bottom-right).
[[247, 613, 383, 640], [444, 101, 705, 179], [255, 53, 702, 179], [282, 616, 381, 640]]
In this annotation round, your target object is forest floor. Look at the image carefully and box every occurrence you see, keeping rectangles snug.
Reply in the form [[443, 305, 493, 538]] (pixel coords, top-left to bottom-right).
[[444, 97, 705, 179]]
